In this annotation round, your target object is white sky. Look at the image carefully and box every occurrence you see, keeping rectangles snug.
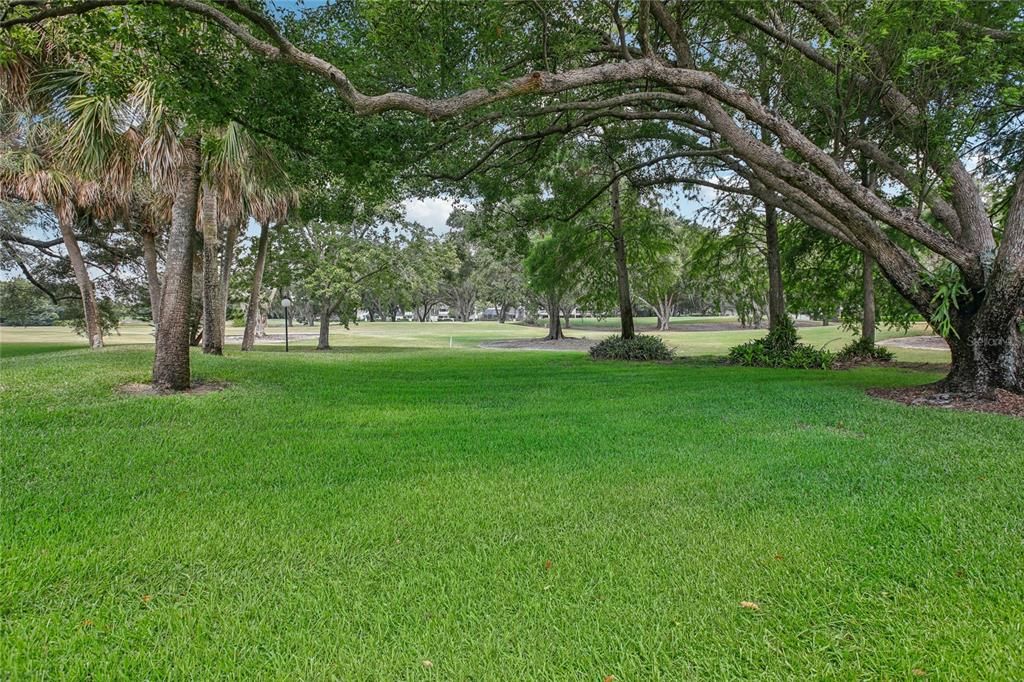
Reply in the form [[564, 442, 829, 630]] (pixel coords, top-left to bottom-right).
[[402, 196, 458, 232]]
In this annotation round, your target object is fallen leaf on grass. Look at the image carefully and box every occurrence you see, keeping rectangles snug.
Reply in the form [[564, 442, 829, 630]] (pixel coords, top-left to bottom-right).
[[544, 560, 553, 571], [141, 594, 152, 604], [81, 619, 94, 628], [604, 676, 617, 682], [912, 669, 926, 677], [422, 659, 433, 669], [739, 601, 760, 611]]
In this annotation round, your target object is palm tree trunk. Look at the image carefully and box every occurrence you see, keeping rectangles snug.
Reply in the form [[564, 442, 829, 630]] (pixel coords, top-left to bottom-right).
[[152, 136, 202, 391], [242, 221, 271, 351], [142, 229, 161, 332], [58, 217, 103, 349], [200, 191, 223, 355], [216, 217, 241, 349]]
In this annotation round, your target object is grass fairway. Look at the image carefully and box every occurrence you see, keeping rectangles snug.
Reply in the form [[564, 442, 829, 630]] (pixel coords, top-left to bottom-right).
[[3, 339, 1021, 678]]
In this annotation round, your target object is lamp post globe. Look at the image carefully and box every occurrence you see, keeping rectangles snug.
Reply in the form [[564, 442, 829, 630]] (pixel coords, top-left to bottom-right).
[[281, 297, 292, 352]]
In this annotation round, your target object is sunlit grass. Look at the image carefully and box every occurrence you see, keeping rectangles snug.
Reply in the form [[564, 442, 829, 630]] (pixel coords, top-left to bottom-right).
[[2, 339, 1019, 678], [0, 317, 949, 364]]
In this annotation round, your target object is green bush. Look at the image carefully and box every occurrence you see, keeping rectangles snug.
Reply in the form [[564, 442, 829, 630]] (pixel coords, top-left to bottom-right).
[[728, 316, 834, 369], [589, 334, 674, 361], [836, 336, 894, 362]]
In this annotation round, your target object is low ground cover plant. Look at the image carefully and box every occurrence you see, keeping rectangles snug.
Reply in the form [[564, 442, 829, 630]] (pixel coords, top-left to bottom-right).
[[728, 317, 834, 369], [589, 334, 674, 361]]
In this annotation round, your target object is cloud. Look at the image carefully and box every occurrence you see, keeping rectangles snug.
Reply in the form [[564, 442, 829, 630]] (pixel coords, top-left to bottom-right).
[[402, 196, 458, 233]]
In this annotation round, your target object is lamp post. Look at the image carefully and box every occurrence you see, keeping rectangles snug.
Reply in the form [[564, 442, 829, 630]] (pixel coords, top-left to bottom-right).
[[281, 296, 291, 352]]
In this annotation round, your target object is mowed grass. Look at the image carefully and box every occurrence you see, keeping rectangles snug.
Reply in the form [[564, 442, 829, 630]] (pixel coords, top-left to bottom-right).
[[4, 334, 1019, 678], [1, 317, 948, 364]]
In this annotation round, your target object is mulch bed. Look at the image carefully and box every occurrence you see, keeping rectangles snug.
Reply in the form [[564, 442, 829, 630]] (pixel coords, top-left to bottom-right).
[[867, 384, 1024, 418], [117, 380, 229, 397]]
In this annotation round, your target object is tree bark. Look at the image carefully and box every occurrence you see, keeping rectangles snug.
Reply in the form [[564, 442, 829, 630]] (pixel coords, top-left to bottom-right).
[[152, 136, 202, 391], [142, 229, 161, 333], [200, 191, 223, 356], [943, 171, 1024, 395], [216, 217, 241, 349], [764, 203, 786, 330], [242, 221, 271, 351], [317, 302, 332, 350], [945, 305, 1024, 396], [58, 217, 103, 349], [861, 252, 876, 344], [545, 293, 563, 340], [611, 175, 636, 340], [657, 294, 674, 331]]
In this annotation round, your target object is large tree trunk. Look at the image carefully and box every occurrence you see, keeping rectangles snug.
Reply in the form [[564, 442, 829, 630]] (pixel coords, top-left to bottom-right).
[[58, 217, 103, 349], [610, 176, 636, 340], [764, 203, 786, 330], [942, 175, 1024, 395], [142, 229, 161, 333], [241, 221, 271, 351], [945, 304, 1024, 396], [861, 252, 876, 344], [316, 303, 332, 350], [545, 293, 563, 340], [200, 191, 223, 356], [152, 136, 202, 391]]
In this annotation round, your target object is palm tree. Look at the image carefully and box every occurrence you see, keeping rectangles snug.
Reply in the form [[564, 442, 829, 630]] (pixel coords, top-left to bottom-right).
[[59, 77, 183, 337], [1, 55, 106, 348], [201, 123, 293, 355]]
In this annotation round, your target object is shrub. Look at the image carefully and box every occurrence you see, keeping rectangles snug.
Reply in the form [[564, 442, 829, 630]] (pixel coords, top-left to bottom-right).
[[836, 336, 894, 362], [589, 334, 674, 361], [728, 316, 834, 369]]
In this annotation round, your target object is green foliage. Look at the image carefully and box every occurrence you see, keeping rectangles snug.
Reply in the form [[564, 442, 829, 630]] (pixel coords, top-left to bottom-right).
[[589, 334, 674, 362], [59, 297, 120, 337], [836, 337, 895, 363], [781, 223, 918, 332], [687, 217, 768, 327], [728, 316, 834, 369], [926, 263, 969, 338], [0, 280, 58, 326]]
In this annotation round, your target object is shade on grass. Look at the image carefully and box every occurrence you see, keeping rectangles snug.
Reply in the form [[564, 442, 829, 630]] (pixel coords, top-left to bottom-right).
[[2, 346, 1021, 678]]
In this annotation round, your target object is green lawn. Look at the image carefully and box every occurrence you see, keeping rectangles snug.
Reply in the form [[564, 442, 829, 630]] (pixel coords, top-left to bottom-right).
[[0, 317, 948, 364], [5, 329, 1020, 678]]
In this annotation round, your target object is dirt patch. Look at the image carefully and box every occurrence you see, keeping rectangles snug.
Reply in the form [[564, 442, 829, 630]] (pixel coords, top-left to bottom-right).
[[867, 384, 1024, 418], [878, 335, 949, 351], [117, 380, 230, 397], [480, 338, 596, 352]]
